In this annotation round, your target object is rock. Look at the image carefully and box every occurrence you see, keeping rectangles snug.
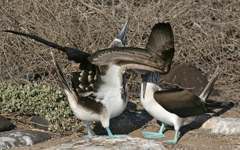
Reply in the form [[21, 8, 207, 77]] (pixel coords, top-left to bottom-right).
[[45, 136, 166, 150], [0, 130, 50, 149], [201, 117, 240, 135], [0, 116, 15, 132], [161, 63, 210, 95], [31, 116, 49, 130], [94, 102, 152, 135]]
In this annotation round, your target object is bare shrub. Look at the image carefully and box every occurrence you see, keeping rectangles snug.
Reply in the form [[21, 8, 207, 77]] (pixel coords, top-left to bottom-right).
[[0, 0, 239, 100]]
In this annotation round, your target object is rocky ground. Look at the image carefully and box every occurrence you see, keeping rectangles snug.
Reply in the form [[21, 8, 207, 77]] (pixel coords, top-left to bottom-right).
[[2, 110, 240, 150]]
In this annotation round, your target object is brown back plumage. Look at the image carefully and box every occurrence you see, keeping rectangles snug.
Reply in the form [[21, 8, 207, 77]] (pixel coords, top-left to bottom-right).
[[154, 89, 207, 117]]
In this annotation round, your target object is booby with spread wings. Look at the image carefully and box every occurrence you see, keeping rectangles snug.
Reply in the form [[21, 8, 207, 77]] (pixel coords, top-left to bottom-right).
[[3, 22, 173, 138]]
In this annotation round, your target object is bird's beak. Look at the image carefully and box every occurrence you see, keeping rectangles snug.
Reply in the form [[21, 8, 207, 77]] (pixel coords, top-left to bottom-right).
[[116, 20, 128, 45], [109, 20, 128, 48]]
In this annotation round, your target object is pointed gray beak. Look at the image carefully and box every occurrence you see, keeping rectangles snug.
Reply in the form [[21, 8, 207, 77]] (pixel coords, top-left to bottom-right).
[[109, 20, 128, 48], [116, 20, 128, 45]]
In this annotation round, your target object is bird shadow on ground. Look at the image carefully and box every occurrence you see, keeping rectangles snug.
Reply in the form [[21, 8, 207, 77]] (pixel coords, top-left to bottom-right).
[[93, 102, 153, 135], [179, 99, 235, 140], [93, 99, 235, 137]]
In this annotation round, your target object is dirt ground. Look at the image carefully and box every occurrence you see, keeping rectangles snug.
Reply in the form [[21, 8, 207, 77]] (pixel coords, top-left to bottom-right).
[[9, 100, 240, 150], [129, 107, 240, 150], [15, 130, 240, 150]]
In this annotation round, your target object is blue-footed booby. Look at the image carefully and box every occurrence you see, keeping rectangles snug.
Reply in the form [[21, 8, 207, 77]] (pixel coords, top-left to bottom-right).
[[138, 22, 221, 144], [140, 67, 220, 144], [3, 21, 172, 138]]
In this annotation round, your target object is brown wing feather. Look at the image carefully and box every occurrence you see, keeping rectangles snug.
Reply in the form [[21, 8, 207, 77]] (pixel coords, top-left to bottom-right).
[[89, 47, 168, 73], [146, 23, 175, 73], [154, 89, 207, 117]]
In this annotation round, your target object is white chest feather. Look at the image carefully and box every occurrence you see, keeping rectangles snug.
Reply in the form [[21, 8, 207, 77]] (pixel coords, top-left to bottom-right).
[[140, 83, 178, 126], [97, 64, 127, 118]]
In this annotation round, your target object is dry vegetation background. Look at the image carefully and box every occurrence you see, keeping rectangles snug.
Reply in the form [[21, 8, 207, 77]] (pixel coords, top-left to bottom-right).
[[0, 0, 240, 100]]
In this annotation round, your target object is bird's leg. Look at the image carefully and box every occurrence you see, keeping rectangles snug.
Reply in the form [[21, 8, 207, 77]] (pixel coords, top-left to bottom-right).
[[83, 121, 95, 138], [101, 109, 125, 138], [142, 123, 166, 139], [140, 82, 147, 100], [164, 130, 180, 144], [105, 127, 126, 138], [106, 127, 114, 137]]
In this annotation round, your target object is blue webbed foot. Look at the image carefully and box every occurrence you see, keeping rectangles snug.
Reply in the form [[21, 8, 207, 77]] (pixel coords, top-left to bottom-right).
[[164, 131, 180, 144], [142, 131, 165, 139], [142, 123, 166, 139], [106, 127, 126, 138]]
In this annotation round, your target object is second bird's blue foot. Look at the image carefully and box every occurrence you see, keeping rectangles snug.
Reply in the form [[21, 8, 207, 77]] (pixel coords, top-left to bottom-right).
[[164, 131, 180, 144], [142, 131, 165, 139]]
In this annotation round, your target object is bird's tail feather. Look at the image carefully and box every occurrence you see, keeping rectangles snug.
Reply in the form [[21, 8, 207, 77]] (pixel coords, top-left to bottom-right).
[[51, 51, 71, 92], [199, 66, 220, 102]]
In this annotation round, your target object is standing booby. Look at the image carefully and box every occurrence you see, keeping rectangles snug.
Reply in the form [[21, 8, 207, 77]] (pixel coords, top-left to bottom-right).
[[140, 67, 220, 144], [138, 22, 221, 144], [3, 22, 172, 137]]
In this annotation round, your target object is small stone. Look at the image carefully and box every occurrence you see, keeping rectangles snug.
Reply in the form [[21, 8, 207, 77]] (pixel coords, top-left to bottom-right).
[[201, 117, 240, 135], [0, 116, 15, 132], [0, 130, 50, 149], [31, 116, 49, 130]]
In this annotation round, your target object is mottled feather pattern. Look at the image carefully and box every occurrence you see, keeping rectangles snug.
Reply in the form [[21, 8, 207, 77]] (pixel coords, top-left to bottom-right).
[[71, 69, 100, 94]]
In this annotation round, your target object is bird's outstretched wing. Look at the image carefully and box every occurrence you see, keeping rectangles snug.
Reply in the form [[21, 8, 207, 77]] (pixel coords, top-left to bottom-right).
[[3, 30, 90, 63], [89, 47, 169, 72], [3, 20, 129, 63], [146, 23, 175, 73]]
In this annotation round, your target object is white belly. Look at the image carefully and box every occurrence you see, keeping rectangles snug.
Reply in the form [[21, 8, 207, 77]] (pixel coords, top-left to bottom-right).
[[96, 64, 127, 118], [141, 97, 176, 126], [141, 83, 178, 126], [97, 86, 127, 119]]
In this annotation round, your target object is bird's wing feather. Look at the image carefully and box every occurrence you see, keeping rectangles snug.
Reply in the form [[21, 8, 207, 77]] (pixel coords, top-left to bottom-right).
[[3, 30, 90, 63], [51, 52, 104, 113], [154, 89, 207, 117], [89, 47, 168, 73], [146, 23, 175, 73]]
